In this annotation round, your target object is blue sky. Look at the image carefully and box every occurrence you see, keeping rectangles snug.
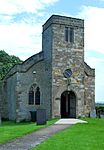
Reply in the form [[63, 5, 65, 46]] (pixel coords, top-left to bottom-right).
[[0, 0, 104, 102]]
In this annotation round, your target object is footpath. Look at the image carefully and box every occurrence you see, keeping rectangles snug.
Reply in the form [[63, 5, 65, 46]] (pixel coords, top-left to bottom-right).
[[0, 119, 87, 150]]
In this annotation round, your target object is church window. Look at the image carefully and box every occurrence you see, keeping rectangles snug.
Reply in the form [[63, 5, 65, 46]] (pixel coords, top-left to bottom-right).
[[65, 27, 74, 43], [35, 87, 40, 105], [70, 28, 74, 43], [29, 88, 34, 105], [65, 27, 69, 42]]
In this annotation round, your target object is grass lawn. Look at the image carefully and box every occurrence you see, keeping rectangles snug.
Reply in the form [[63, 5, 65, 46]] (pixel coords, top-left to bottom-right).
[[0, 119, 57, 144], [32, 118, 104, 150]]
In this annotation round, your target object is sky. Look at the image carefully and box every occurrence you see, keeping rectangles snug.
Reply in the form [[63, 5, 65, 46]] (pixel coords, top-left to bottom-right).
[[0, 0, 104, 103]]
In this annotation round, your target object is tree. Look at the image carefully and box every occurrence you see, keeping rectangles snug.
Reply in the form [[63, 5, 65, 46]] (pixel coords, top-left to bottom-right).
[[0, 50, 23, 80]]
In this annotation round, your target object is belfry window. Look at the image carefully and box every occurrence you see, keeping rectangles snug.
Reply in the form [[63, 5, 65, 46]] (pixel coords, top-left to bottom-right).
[[29, 88, 34, 105], [35, 87, 40, 105], [65, 27, 74, 43]]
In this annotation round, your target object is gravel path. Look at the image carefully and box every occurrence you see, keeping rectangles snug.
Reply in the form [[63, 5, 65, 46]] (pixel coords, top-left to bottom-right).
[[0, 124, 72, 150]]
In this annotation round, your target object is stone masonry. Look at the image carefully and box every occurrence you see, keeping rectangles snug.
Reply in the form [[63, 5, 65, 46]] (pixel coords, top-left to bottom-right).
[[0, 15, 95, 121]]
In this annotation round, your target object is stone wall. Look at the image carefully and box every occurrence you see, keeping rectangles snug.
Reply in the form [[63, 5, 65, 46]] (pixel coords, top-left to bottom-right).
[[5, 56, 52, 122], [6, 74, 17, 120], [0, 80, 8, 119], [42, 19, 53, 118], [49, 15, 85, 117], [43, 15, 84, 31], [84, 64, 95, 115], [15, 60, 52, 122], [42, 15, 95, 118]]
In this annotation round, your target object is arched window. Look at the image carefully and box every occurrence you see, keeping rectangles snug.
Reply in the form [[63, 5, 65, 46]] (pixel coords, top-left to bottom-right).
[[28, 87, 34, 105], [35, 87, 40, 105]]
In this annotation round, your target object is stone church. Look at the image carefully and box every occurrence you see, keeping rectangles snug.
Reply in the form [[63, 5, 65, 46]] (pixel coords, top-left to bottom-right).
[[0, 15, 95, 122]]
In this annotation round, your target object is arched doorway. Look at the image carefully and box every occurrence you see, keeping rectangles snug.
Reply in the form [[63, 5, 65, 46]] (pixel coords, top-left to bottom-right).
[[61, 91, 76, 118]]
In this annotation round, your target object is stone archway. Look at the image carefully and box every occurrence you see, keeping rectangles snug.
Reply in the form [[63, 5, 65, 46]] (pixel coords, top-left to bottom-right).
[[61, 91, 76, 118]]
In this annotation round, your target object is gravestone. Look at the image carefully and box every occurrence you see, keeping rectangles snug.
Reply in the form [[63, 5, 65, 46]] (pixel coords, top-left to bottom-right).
[[36, 109, 46, 125], [90, 109, 96, 118]]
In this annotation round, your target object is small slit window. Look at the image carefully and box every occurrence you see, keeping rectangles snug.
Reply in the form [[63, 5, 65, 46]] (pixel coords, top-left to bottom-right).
[[65, 27, 68, 42], [65, 27, 74, 43]]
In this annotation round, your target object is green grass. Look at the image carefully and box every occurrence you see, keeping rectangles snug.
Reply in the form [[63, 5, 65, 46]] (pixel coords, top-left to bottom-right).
[[32, 118, 104, 150], [0, 119, 57, 144]]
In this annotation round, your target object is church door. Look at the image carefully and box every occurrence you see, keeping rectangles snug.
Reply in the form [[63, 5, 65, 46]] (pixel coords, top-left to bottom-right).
[[61, 91, 76, 118]]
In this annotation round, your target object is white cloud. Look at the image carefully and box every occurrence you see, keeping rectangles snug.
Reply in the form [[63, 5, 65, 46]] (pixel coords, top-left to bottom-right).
[[0, 0, 59, 60], [77, 6, 104, 102], [85, 57, 104, 68], [78, 6, 104, 54], [0, 23, 42, 60], [0, 0, 59, 14], [85, 55, 104, 102]]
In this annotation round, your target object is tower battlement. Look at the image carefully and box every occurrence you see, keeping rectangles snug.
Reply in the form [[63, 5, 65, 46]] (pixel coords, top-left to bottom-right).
[[43, 15, 84, 32]]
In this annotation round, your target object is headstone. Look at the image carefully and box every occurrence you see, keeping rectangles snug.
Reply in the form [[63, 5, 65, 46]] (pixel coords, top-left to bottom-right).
[[90, 109, 96, 118], [36, 109, 46, 125]]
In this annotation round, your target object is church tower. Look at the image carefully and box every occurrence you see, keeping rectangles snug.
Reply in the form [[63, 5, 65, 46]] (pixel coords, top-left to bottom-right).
[[42, 15, 88, 118], [0, 15, 95, 122]]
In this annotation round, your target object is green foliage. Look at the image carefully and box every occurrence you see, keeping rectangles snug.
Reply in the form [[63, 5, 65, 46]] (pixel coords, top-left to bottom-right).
[[96, 103, 104, 110], [96, 105, 104, 111], [32, 118, 104, 150], [0, 50, 22, 80], [0, 119, 58, 144]]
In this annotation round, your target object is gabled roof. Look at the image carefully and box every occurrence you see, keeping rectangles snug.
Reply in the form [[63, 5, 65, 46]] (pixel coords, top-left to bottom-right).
[[4, 51, 44, 79], [84, 62, 95, 77]]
